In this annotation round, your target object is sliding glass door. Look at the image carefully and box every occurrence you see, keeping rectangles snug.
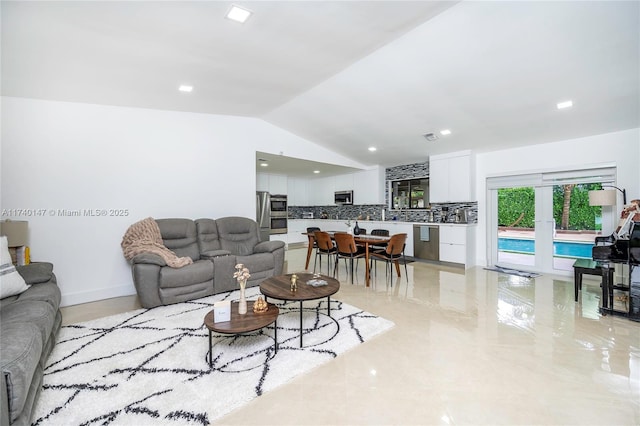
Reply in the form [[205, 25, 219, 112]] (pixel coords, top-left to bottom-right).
[[488, 167, 616, 274], [497, 186, 536, 267]]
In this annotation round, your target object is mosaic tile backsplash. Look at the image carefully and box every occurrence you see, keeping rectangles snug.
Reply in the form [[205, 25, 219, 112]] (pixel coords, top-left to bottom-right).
[[288, 160, 477, 223], [288, 202, 477, 223]]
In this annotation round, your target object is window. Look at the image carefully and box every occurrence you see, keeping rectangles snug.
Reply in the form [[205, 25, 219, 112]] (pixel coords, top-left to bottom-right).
[[391, 179, 429, 209]]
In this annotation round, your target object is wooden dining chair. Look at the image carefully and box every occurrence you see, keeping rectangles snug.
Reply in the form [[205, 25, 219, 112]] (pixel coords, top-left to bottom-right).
[[370, 233, 408, 285], [307, 227, 321, 249], [333, 232, 367, 284], [370, 229, 389, 250], [313, 231, 336, 276]]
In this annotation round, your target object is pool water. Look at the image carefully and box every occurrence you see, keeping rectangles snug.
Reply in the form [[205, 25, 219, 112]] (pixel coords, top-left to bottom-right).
[[498, 238, 594, 259]]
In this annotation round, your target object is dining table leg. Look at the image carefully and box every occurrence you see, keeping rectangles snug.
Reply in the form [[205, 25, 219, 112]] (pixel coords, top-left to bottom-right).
[[304, 235, 314, 270], [364, 242, 371, 287], [394, 260, 401, 276]]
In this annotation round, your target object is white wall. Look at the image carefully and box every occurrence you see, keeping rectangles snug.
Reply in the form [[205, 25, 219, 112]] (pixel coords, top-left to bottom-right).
[[474, 128, 640, 268], [1, 97, 366, 306]]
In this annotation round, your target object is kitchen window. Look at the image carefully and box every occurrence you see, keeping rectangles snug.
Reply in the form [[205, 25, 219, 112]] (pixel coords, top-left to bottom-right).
[[391, 178, 429, 209]]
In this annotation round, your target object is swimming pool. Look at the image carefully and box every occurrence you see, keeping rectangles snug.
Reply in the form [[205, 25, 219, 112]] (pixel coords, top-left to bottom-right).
[[498, 238, 594, 259]]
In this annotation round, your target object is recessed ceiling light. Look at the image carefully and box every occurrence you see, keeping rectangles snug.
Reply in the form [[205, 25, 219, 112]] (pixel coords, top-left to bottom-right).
[[423, 133, 438, 142], [440, 129, 451, 136], [178, 85, 193, 93], [368, 147, 377, 152], [260, 163, 268, 167], [557, 100, 573, 109], [313, 170, 320, 174], [226, 5, 252, 23]]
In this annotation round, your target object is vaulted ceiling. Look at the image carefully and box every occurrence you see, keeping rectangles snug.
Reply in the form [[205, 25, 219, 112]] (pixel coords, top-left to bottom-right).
[[2, 1, 639, 173]]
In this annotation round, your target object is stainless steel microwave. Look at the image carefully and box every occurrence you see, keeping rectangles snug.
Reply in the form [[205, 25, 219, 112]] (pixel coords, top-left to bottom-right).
[[335, 190, 353, 205]]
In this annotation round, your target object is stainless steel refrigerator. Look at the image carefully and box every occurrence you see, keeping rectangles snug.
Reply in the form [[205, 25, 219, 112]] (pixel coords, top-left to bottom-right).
[[256, 191, 271, 242]]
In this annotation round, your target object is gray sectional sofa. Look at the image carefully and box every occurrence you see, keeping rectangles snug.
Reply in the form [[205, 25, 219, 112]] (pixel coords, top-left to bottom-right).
[[1, 262, 61, 426], [129, 216, 285, 308]]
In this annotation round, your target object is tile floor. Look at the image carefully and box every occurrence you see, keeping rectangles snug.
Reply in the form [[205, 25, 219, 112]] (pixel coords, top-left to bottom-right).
[[61, 248, 640, 425]]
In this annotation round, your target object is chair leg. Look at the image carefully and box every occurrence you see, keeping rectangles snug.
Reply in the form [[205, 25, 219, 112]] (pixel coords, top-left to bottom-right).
[[403, 253, 408, 282], [350, 257, 354, 284]]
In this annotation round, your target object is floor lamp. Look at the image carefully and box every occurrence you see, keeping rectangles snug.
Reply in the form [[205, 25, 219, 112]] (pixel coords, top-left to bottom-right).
[[589, 186, 634, 239], [588, 185, 626, 206]]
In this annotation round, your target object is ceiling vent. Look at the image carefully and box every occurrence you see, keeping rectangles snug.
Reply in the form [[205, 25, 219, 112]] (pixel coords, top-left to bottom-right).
[[423, 133, 438, 141]]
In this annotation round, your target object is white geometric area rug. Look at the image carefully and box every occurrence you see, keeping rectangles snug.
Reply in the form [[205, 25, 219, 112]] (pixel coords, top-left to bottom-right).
[[31, 287, 394, 425]]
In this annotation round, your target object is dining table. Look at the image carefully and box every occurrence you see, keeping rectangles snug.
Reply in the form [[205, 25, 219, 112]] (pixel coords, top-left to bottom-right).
[[302, 231, 399, 287]]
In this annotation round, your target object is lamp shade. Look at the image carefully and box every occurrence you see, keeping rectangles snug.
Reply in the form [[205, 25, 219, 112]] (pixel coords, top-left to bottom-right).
[[588, 189, 617, 206]]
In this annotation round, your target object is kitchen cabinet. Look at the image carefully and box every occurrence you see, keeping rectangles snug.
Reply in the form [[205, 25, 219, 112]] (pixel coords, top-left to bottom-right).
[[256, 173, 269, 192], [439, 224, 475, 268], [285, 166, 384, 207], [308, 176, 335, 206], [429, 151, 474, 202], [286, 219, 309, 246], [269, 174, 288, 195], [334, 174, 354, 193], [287, 178, 308, 206], [354, 167, 384, 204], [257, 173, 288, 195]]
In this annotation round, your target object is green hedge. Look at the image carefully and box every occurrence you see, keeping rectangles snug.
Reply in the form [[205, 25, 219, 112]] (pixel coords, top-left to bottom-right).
[[498, 184, 602, 230], [498, 187, 535, 228]]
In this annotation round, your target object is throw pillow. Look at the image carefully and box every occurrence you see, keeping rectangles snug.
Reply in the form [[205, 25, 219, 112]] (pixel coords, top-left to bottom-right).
[[1, 236, 29, 299]]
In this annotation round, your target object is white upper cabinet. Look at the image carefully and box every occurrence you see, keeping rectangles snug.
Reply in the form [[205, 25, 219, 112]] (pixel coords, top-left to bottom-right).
[[353, 167, 384, 204], [257, 173, 288, 195], [287, 177, 308, 206], [260, 166, 385, 207], [269, 174, 288, 195], [308, 176, 335, 205], [429, 151, 474, 202], [333, 173, 354, 192], [256, 173, 269, 192], [306, 167, 385, 205]]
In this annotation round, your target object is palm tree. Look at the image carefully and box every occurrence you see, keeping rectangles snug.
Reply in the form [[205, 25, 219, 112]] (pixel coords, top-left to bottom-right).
[[561, 184, 575, 229]]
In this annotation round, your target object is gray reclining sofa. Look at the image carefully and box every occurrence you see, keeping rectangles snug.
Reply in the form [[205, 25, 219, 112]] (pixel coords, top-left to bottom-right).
[[129, 216, 285, 308], [1, 262, 61, 426]]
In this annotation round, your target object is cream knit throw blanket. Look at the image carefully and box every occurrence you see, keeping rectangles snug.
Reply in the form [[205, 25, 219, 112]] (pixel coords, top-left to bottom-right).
[[121, 217, 193, 268]]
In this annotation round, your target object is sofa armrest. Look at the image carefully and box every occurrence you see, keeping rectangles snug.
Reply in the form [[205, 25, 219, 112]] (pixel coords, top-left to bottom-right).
[[131, 253, 167, 266], [201, 250, 232, 259], [16, 262, 54, 285], [254, 240, 285, 254]]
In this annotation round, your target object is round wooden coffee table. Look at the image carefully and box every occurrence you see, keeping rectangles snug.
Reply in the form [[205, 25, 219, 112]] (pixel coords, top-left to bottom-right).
[[203, 301, 279, 368], [260, 273, 340, 347]]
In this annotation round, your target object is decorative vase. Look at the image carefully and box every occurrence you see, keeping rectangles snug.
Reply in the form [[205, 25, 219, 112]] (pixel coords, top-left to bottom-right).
[[238, 281, 247, 315], [353, 221, 361, 235]]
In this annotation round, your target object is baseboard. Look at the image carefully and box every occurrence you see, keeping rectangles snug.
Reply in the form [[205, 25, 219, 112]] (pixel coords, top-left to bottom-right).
[[61, 284, 137, 307]]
